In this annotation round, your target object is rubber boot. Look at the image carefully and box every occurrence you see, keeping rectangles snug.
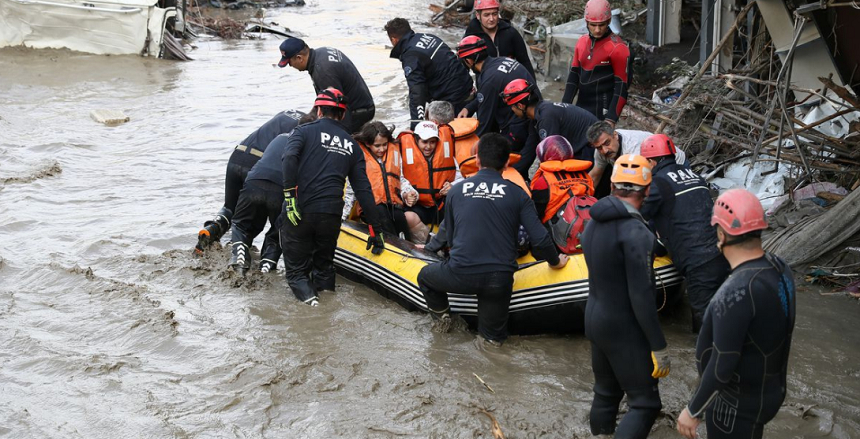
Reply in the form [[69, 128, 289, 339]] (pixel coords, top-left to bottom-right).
[[196, 207, 231, 253], [229, 242, 251, 275], [259, 234, 280, 274]]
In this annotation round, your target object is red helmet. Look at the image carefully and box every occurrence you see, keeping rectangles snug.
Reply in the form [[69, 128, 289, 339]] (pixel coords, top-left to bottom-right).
[[457, 36, 487, 59], [500, 79, 535, 106], [314, 87, 347, 110], [584, 0, 612, 23], [536, 135, 575, 162], [474, 0, 500, 11], [711, 189, 767, 235], [640, 134, 677, 159]]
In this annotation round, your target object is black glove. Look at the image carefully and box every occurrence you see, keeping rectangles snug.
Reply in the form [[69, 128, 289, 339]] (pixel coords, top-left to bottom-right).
[[366, 225, 385, 255]]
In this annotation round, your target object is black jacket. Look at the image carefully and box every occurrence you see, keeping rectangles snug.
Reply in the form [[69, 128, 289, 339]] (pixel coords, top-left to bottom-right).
[[466, 57, 539, 138], [307, 47, 374, 111], [641, 159, 721, 274], [532, 101, 599, 162], [390, 31, 473, 123], [281, 118, 378, 224], [246, 133, 290, 186], [230, 110, 304, 168], [444, 169, 559, 274], [582, 196, 667, 352], [465, 17, 535, 79]]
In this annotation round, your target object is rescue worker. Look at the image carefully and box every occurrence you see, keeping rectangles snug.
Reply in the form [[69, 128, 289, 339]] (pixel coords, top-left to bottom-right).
[[343, 121, 421, 241], [384, 18, 474, 127], [586, 120, 686, 198], [464, 0, 536, 79], [561, 0, 632, 125], [456, 36, 539, 177], [640, 134, 729, 333], [280, 88, 385, 306], [196, 110, 305, 253], [677, 188, 796, 439], [417, 133, 568, 345], [501, 78, 599, 166], [228, 112, 316, 275], [529, 135, 594, 225], [277, 38, 375, 133], [400, 121, 458, 228], [581, 154, 670, 438]]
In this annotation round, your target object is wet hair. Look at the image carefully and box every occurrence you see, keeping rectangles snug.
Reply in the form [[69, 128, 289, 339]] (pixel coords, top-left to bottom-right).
[[477, 133, 511, 171], [317, 105, 345, 121], [611, 185, 647, 201], [586, 120, 615, 146], [384, 18, 411, 39], [354, 121, 394, 145], [426, 101, 455, 125], [298, 112, 318, 125]]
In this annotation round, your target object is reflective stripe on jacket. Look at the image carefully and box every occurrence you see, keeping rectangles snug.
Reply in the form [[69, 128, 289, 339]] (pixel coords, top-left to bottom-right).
[[360, 142, 403, 206], [399, 131, 456, 208]]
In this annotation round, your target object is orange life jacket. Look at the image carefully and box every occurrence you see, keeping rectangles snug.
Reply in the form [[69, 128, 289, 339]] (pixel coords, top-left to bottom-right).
[[361, 142, 403, 206], [459, 153, 531, 197], [531, 159, 594, 223], [399, 131, 457, 208], [446, 118, 480, 170]]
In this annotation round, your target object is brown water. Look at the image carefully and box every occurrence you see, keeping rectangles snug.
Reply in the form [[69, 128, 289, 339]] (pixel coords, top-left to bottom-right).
[[1, 1, 859, 437]]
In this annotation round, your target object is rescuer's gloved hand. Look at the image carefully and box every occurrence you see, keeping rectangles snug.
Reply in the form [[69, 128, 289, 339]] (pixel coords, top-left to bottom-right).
[[651, 349, 671, 378], [283, 187, 301, 226], [366, 225, 385, 255]]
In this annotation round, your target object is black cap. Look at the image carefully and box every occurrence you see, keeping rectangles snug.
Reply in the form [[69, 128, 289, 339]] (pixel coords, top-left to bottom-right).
[[278, 38, 305, 68]]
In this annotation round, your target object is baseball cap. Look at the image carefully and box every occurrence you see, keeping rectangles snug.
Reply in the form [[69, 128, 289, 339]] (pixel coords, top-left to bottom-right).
[[278, 38, 306, 68], [414, 121, 439, 140]]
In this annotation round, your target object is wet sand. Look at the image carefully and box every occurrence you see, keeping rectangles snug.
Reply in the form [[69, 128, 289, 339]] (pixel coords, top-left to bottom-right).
[[1, 0, 860, 437]]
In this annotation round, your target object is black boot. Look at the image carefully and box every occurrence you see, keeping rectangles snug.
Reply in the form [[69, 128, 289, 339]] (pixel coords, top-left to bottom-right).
[[196, 207, 231, 253], [229, 242, 251, 275]]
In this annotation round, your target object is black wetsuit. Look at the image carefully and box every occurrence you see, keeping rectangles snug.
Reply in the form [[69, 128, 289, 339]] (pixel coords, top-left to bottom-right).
[[641, 158, 730, 331], [463, 57, 539, 173], [581, 196, 667, 438], [418, 169, 559, 342], [280, 117, 379, 303], [464, 17, 535, 79], [532, 100, 599, 163], [229, 133, 297, 271], [688, 254, 796, 439], [390, 30, 473, 126], [307, 47, 375, 133]]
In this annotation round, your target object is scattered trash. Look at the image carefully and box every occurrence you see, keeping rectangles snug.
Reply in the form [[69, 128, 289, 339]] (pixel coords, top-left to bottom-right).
[[90, 110, 130, 126], [473, 373, 495, 393]]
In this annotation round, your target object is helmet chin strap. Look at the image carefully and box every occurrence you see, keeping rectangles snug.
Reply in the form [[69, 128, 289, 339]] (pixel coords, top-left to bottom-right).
[[717, 233, 756, 253]]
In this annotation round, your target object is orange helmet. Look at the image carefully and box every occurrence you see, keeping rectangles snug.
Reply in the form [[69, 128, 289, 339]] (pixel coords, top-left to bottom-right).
[[640, 134, 677, 159], [610, 154, 651, 186], [711, 189, 768, 235], [314, 87, 347, 110]]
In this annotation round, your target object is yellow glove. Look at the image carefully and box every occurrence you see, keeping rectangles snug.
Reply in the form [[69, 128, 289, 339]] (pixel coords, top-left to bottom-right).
[[651, 349, 671, 378]]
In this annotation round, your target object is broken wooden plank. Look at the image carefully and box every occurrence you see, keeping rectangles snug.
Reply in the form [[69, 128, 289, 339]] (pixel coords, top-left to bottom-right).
[[90, 110, 130, 126]]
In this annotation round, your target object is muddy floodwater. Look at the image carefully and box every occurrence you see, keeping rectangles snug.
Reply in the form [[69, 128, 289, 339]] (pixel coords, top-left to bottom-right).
[[1, 0, 859, 437]]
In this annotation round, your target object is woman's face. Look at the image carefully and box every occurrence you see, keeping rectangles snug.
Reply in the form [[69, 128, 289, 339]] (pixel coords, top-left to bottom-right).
[[370, 134, 388, 158]]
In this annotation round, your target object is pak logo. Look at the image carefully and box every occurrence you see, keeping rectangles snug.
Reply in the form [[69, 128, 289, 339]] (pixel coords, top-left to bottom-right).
[[539, 128, 547, 138], [403, 65, 413, 76], [477, 92, 484, 103], [320, 132, 353, 156], [462, 181, 506, 200]]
